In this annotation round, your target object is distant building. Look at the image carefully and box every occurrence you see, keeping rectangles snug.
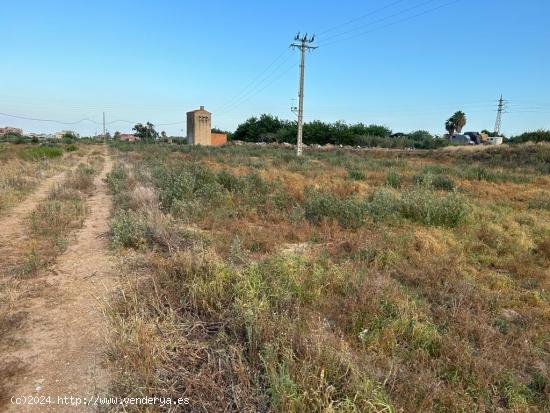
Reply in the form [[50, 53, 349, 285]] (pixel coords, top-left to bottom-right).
[[118, 133, 139, 142], [0, 126, 23, 135], [211, 132, 228, 146], [28, 133, 54, 140], [55, 130, 79, 139], [186, 106, 228, 146], [487, 136, 503, 145], [187, 106, 212, 145]]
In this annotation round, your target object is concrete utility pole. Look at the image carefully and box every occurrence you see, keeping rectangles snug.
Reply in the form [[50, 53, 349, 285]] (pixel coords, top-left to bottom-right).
[[494, 95, 505, 136], [290, 32, 317, 156]]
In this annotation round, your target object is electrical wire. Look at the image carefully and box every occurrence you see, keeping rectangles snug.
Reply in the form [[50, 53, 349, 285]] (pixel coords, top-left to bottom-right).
[[217, 54, 296, 115], [214, 48, 291, 113], [0, 111, 101, 125], [218, 64, 296, 116], [318, 0, 407, 35], [319, 0, 440, 45], [319, 0, 462, 48]]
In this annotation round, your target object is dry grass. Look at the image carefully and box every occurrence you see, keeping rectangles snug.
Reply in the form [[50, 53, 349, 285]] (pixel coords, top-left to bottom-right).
[[105, 143, 550, 412], [0, 144, 67, 213]]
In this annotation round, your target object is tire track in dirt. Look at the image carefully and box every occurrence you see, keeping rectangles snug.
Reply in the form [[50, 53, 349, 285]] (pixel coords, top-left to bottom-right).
[[3, 152, 116, 412]]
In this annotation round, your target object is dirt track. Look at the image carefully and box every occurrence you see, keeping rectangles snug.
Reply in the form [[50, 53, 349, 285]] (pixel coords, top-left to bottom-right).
[[2, 150, 116, 412]]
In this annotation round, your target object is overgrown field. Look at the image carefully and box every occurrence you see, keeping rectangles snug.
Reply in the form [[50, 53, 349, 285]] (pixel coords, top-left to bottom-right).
[[106, 142, 550, 412], [0, 143, 82, 213]]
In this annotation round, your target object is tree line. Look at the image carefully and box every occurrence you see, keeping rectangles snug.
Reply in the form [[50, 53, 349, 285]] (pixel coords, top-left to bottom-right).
[[232, 114, 450, 149]]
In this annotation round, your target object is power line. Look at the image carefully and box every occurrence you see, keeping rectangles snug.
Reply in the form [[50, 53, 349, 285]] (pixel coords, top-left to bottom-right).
[[106, 119, 186, 126], [217, 66, 296, 117], [215, 48, 291, 113], [319, 0, 440, 44], [319, 0, 462, 48], [318, 0, 407, 35], [217, 57, 295, 116], [0, 111, 101, 125], [217, 53, 295, 115], [0, 111, 186, 129]]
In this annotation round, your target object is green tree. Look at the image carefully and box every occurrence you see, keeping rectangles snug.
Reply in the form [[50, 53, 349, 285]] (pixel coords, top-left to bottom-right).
[[445, 119, 456, 136], [453, 111, 467, 133], [509, 129, 550, 143], [233, 114, 291, 142], [132, 122, 158, 141], [445, 111, 467, 136], [408, 130, 433, 141], [233, 115, 393, 145], [62, 132, 77, 140]]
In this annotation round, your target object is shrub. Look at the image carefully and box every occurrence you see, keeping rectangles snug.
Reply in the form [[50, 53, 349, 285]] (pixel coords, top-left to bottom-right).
[[22, 146, 63, 160], [271, 188, 293, 211], [400, 189, 469, 227], [509, 129, 550, 144], [304, 189, 368, 228], [414, 172, 455, 191], [65, 144, 78, 152], [106, 165, 128, 194], [347, 168, 366, 180], [431, 174, 456, 191], [217, 170, 243, 192], [303, 189, 339, 225], [201, 174, 228, 204], [335, 198, 368, 229], [243, 172, 270, 202], [152, 167, 193, 210], [366, 189, 401, 222], [111, 209, 148, 248], [152, 164, 229, 209], [385, 170, 401, 188]]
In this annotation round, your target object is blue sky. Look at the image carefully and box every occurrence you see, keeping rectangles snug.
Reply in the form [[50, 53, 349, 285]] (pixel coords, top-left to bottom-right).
[[1, 0, 549, 137]]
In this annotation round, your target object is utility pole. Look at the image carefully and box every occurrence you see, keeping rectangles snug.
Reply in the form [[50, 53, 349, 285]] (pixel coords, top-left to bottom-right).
[[102, 111, 106, 142], [494, 95, 505, 136], [290, 32, 317, 156]]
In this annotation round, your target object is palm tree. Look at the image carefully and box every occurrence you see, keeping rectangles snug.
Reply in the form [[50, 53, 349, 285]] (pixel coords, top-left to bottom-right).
[[445, 111, 467, 137], [453, 111, 467, 133], [445, 118, 456, 136]]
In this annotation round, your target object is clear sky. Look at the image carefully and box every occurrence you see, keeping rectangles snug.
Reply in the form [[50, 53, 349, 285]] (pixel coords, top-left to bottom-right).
[[1, 0, 549, 137]]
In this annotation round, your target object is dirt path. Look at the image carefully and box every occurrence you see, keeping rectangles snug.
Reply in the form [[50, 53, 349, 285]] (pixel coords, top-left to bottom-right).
[[4, 152, 116, 412]]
